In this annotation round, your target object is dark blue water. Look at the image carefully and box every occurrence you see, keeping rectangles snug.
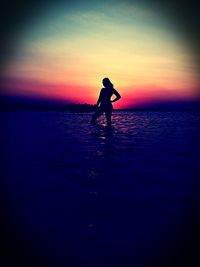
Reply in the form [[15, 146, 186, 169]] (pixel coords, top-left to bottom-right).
[[1, 111, 200, 267]]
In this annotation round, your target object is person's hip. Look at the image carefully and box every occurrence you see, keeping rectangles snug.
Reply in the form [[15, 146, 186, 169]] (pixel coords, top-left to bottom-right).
[[100, 103, 113, 111]]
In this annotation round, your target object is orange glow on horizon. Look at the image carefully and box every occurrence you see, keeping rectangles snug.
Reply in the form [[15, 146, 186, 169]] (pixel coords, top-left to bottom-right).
[[1, 77, 199, 109]]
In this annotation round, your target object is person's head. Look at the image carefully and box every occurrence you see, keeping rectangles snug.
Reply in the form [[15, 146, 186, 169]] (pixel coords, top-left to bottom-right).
[[102, 78, 113, 88]]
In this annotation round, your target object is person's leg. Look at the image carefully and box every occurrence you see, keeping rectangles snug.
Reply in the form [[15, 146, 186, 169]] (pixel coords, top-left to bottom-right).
[[105, 110, 112, 126], [91, 107, 103, 123]]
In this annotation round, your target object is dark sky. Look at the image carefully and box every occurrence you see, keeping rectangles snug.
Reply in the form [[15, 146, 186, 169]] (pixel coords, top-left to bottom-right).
[[0, 0, 199, 106], [0, 0, 200, 58], [0, 0, 199, 68]]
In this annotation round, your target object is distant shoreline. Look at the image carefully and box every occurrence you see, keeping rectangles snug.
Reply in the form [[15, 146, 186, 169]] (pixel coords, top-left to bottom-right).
[[0, 102, 200, 112], [1, 108, 200, 112]]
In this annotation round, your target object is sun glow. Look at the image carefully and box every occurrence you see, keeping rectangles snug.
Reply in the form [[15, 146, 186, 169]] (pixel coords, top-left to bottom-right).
[[1, 0, 199, 108]]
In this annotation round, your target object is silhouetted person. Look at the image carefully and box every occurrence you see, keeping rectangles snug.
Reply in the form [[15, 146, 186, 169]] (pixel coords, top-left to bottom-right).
[[91, 78, 121, 126]]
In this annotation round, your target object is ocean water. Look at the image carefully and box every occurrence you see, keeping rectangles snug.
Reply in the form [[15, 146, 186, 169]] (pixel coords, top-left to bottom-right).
[[1, 111, 200, 267]]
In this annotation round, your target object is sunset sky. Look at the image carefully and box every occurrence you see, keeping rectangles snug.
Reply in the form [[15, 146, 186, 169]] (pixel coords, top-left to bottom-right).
[[0, 0, 199, 108]]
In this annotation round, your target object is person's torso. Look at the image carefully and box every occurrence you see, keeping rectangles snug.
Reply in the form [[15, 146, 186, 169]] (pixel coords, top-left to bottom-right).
[[100, 88, 114, 106]]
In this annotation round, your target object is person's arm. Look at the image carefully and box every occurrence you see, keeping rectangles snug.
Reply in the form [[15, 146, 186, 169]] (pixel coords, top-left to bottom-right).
[[111, 89, 121, 103], [96, 89, 103, 106]]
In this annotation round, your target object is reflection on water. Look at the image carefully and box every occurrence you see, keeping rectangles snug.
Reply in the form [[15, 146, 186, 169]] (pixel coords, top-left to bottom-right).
[[1, 111, 200, 267], [58, 110, 199, 205], [54, 111, 200, 213], [91, 124, 115, 161]]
